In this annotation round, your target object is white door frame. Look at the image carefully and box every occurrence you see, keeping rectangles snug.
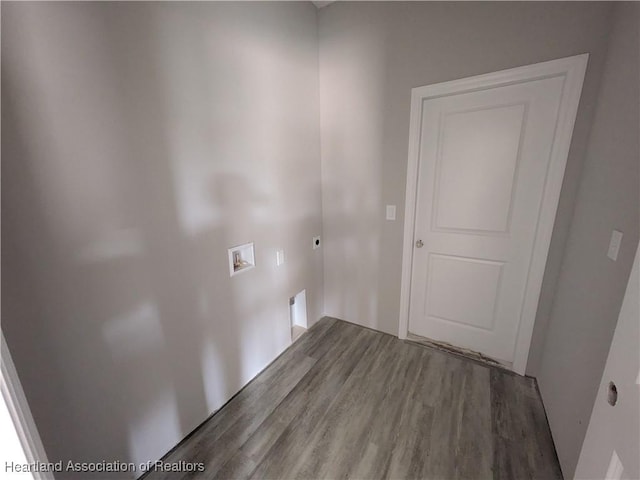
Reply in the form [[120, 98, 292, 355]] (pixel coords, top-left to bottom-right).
[[398, 54, 588, 375], [1, 331, 53, 480]]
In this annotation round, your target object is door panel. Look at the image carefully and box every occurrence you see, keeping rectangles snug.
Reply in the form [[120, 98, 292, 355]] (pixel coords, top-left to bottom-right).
[[408, 76, 565, 363], [434, 104, 525, 233], [426, 254, 504, 331]]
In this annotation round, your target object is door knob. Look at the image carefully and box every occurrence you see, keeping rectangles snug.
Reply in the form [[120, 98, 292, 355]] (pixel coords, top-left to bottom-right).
[[415, 239, 424, 248]]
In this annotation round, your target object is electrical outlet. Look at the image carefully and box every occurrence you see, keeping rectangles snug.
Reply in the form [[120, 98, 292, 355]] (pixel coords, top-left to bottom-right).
[[607, 230, 623, 261], [386, 205, 396, 221]]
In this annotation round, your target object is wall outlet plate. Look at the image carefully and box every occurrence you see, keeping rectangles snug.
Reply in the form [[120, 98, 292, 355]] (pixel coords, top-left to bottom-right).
[[313, 236, 321, 249], [607, 230, 623, 261], [386, 205, 396, 220]]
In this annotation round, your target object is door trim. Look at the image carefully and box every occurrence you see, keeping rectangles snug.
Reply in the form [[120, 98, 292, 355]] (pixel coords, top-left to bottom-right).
[[1, 332, 53, 479], [398, 54, 588, 375]]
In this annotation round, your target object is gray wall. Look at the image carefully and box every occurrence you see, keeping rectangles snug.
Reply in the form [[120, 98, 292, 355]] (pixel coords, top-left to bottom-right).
[[537, 3, 640, 477], [318, 2, 613, 355], [1, 2, 322, 476], [575, 243, 639, 480], [3, 2, 637, 478]]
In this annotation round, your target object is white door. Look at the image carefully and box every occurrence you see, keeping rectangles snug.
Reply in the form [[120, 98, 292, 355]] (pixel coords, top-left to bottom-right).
[[574, 243, 639, 480], [402, 56, 587, 370]]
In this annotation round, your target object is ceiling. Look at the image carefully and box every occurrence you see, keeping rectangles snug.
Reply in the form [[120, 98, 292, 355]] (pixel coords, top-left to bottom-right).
[[311, 1, 335, 8]]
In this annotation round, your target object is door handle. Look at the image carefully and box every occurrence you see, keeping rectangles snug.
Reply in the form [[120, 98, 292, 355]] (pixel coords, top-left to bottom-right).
[[415, 239, 424, 248]]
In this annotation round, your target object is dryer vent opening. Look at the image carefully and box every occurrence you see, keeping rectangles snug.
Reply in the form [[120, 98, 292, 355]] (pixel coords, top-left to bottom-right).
[[290, 289, 307, 342]]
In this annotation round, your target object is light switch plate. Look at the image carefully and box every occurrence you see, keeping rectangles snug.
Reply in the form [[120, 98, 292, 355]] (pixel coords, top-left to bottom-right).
[[607, 230, 623, 261], [276, 249, 285, 266], [313, 236, 321, 249], [386, 205, 396, 221]]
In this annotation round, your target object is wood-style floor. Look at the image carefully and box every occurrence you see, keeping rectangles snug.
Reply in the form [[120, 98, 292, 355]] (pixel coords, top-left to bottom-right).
[[145, 318, 562, 480]]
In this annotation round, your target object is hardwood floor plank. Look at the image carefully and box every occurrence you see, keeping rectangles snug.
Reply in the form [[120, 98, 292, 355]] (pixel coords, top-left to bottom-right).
[[156, 317, 338, 477], [239, 321, 366, 469], [349, 441, 380, 480], [152, 351, 317, 480], [247, 324, 378, 479], [360, 342, 429, 479], [520, 378, 563, 479], [292, 333, 399, 479], [144, 318, 563, 480], [385, 348, 436, 480], [213, 451, 256, 480], [453, 361, 493, 479], [490, 369, 562, 480], [287, 316, 338, 359], [422, 354, 464, 479]]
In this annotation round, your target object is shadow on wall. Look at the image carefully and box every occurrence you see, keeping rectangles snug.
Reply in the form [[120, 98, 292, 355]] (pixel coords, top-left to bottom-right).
[[1, 2, 320, 478], [320, 20, 390, 332]]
